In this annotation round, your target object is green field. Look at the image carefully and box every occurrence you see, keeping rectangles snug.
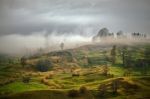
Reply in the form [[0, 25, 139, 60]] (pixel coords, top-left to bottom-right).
[[0, 43, 150, 99]]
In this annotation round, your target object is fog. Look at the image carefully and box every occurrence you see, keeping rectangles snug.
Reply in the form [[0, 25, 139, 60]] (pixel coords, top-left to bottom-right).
[[0, 32, 92, 55], [0, 0, 150, 55], [0, 31, 149, 56]]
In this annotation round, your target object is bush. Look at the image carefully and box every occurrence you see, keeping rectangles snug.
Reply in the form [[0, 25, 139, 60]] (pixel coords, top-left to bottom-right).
[[41, 78, 49, 85], [0, 78, 15, 86], [107, 74, 114, 78], [68, 89, 79, 97], [22, 76, 30, 83], [45, 73, 53, 79], [98, 84, 107, 96], [36, 59, 52, 72], [102, 65, 109, 76], [79, 86, 88, 94], [72, 73, 80, 77]]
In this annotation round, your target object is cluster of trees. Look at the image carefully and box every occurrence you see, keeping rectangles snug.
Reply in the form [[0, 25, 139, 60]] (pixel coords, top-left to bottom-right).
[[93, 27, 148, 42], [109, 45, 150, 76], [121, 46, 150, 75], [116, 30, 124, 37], [96, 28, 110, 37], [20, 56, 52, 72], [132, 33, 147, 38], [92, 28, 126, 41], [0, 54, 18, 64]]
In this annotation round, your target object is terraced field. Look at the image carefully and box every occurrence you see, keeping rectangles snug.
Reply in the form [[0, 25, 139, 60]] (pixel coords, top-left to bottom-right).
[[0, 43, 150, 99]]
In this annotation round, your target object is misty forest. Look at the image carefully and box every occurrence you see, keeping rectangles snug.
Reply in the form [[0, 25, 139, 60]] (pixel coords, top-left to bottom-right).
[[0, 0, 150, 99]]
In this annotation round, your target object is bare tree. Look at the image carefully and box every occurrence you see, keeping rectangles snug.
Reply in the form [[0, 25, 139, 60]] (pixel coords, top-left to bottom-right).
[[21, 57, 27, 67], [60, 42, 64, 50]]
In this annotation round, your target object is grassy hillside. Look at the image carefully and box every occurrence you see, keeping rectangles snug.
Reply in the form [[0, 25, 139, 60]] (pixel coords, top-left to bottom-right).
[[0, 43, 150, 99], [1, 77, 150, 99]]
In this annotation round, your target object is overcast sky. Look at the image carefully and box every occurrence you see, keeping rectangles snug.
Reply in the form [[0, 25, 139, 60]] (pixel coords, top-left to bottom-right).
[[0, 0, 150, 55], [0, 0, 150, 36]]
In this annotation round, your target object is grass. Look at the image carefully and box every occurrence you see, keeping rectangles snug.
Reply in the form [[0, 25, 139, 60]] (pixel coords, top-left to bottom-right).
[[0, 81, 49, 94], [0, 43, 150, 99], [109, 66, 125, 77], [0, 65, 125, 94], [0, 64, 146, 94], [1, 76, 150, 99]]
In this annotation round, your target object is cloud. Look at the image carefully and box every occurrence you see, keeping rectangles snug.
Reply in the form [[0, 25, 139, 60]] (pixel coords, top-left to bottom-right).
[[0, 0, 150, 55], [0, 0, 150, 36], [0, 32, 92, 55]]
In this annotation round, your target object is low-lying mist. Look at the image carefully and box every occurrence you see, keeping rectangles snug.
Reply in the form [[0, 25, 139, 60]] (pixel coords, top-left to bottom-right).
[[0, 33, 92, 56], [0, 32, 149, 56]]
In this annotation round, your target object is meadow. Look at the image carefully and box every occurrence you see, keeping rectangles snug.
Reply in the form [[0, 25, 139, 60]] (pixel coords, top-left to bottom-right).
[[0, 43, 150, 99]]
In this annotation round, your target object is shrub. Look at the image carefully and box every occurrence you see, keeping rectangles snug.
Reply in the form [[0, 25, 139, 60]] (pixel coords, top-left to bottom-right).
[[45, 73, 53, 79], [36, 59, 52, 72], [68, 89, 79, 97], [102, 65, 109, 76], [108, 74, 114, 78], [72, 73, 80, 77], [0, 78, 15, 86], [41, 78, 50, 85], [79, 86, 88, 94], [22, 76, 30, 83], [98, 84, 107, 96]]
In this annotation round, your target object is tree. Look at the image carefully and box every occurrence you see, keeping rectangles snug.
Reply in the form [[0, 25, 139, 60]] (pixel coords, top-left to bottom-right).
[[112, 79, 119, 94], [92, 27, 110, 42], [60, 42, 64, 50], [36, 59, 52, 72], [144, 47, 150, 63], [102, 65, 109, 76], [140, 59, 148, 75], [21, 57, 27, 67], [97, 28, 109, 37], [142, 47, 150, 75], [98, 84, 107, 96], [135, 47, 150, 75], [110, 45, 117, 64], [119, 46, 128, 66], [123, 68, 132, 76], [116, 30, 124, 38]]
